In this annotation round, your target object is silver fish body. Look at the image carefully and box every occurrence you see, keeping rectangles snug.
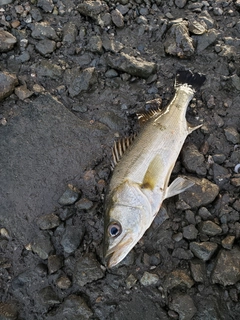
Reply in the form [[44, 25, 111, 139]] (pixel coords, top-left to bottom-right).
[[104, 71, 206, 268]]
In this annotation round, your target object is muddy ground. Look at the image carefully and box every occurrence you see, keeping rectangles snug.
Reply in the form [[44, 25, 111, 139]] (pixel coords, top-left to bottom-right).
[[1, 0, 240, 319]]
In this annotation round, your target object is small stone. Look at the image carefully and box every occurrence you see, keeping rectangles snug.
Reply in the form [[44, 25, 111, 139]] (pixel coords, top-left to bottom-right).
[[31, 233, 54, 260], [14, 85, 33, 100], [48, 255, 63, 274], [224, 127, 240, 144], [31, 22, 58, 40], [35, 39, 56, 56], [60, 225, 84, 254], [198, 207, 213, 220], [87, 35, 103, 54], [0, 71, 18, 101], [188, 19, 207, 35], [67, 67, 97, 97], [140, 271, 159, 286], [58, 184, 81, 206], [195, 29, 220, 53], [169, 293, 197, 320], [221, 235, 235, 250], [212, 163, 230, 189], [63, 22, 78, 44], [36, 60, 62, 79], [77, 0, 108, 23], [182, 143, 206, 175], [175, 0, 187, 9], [56, 275, 72, 289], [105, 69, 119, 78], [172, 247, 194, 260], [212, 153, 226, 164], [211, 247, 240, 286], [164, 270, 194, 291], [39, 286, 61, 306], [75, 198, 93, 210], [37, 212, 60, 230], [190, 241, 218, 261], [0, 30, 17, 52], [102, 34, 124, 53], [182, 224, 198, 240], [111, 9, 124, 28], [37, 0, 54, 13], [190, 260, 206, 283], [199, 221, 222, 236], [125, 274, 137, 289], [172, 232, 183, 242], [74, 253, 104, 287], [0, 302, 18, 320], [31, 7, 43, 21]]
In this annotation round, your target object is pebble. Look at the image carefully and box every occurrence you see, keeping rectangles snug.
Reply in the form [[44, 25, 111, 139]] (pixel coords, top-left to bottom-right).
[[31, 22, 58, 41], [106, 52, 156, 78], [212, 153, 226, 164], [182, 143, 206, 175], [224, 127, 240, 144], [212, 163, 230, 189], [190, 241, 218, 261], [195, 29, 220, 53], [190, 260, 206, 283], [31, 233, 54, 260], [169, 293, 197, 320], [37, 0, 54, 13], [37, 212, 61, 230], [182, 224, 198, 240], [56, 275, 72, 290], [198, 208, 212, 221], [102, 34, 124, 52], [75, 198, 93, 210], [111, 9, 124, 28], [178, 177, 219, 209], [35, 39, 56, 56], [48, 255, 63, 274], [60, 225, 84, 254], [14, 85, 33, 100], [0, 71, 18, 101], [199, 220, 222, 236], [35, 60, 62, 79], [172, 247, 194, 260], [58, 184, 81, 206], [0, 302, 18, 320], [125, 274, 137, 289], [211, 247, 240, 286], [188, 19, 207, 35], [164, 270, 194, 291], [175, 0, 187, 9], [221, 235, 235, 250], [140, 271, 159, 286], [68, 67, 97, 97], [0, 30, 17, 52], [73, 253, 104, 287], [77, 0, 108, 22], [63, 22, 78, 44], [30, 8, 42, 22], [39, 286, 61, 306], [87, 35, 103, 54]]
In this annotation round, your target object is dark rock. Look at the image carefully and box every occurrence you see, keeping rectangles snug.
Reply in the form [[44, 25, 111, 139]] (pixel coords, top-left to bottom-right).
[[181, 143, 206, 175], [0, 71, 18, 101], [198, 207, 213, 220], [182, 224, 198, 240], [212, 153, 226, 164], [172, 247, 194, 260], [199, 221, 222, 236], [31, 8, 43, 22], [102, 34, 124, 52], [31, 233, 54, 260], [35, 39, 56, 56], [175, 0, 187, 9], [75, 198, 93, 210], [140, 271, 159, 286], [74, 253, 104, 287], [55, 275, 72, 290], [211, 247, 240, 286], [164, 270, 194, 291], [169, 293, 197, 320], [212, 163, 230, 189], [37, 212, 60, 230], [224, 127, 240, 144], [164, 22, 195, 58], [77, 0, 108, 25], [195, 29, 220, 52], [59, 207, 76, 221], [60, 225, 84, 254], [39, 286, 61, 306], [35, 60, 62, 79], [15, 85, 33, 100], [221, 235, 235, 250], [190, 259, 206, 283], [185, 210, 196, 225], [106, 52, 156, 78], [178, 177, 219, 209], [58, 184, 81, 206], [190, 241, 218, 261], [188, 19, 207, 35], [63, 22, 78, 44], [67, 67, 97, 97], [37, 0, 54, 13], [0, 30, 17, 52], [0, 301, 18, 320], [31, 22, 58, 40], [111, 9, 124, 28], [87, 35, 103, 54], [48, 255, 63, 274]]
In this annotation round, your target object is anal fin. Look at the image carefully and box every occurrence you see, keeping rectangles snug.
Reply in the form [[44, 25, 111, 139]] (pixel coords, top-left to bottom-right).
[[164, 176, 194, 199]]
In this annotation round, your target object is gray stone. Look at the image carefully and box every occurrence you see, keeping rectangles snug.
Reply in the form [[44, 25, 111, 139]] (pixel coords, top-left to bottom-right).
[[221, 235, 235, 250], [211, 247, 240, 286], [178, 177, 219, 209], [63, 22, 78, 44], [15, 85, 33, 100], [182, 224, 198, 240], [116, 4, 129, 15], [106, 52, 156, 78], [39, 286, 61, 306], [0, 30, 17, 52], [188, 19, 207, 35], [58, 185, 80, 206], [75, 198, 93, 210], [164, 270, 194, 291], [77, 0, 108, 24], [190, 241, 218, 261], [37, 0, 54, 13], [199, 221, 222, 236], [60, 225, 84, 254], [164, 22, 195, 58], [37, 212, 60, 230], [212, 163, 230, 189], [212, 153, 226, 164], [0, 0, 13, 4], [56, 275, 72, 290], [87, 35, 103, 54], [67, 67, 97, 97], [195, 29, 220, 53], [190, 259, 206, 283], [125, 274, 137, 289], [111, 9, 124, 28], [74, 254, 104, 287], [31, 22, 58, 40], [0, 302, 18, 320], [31, 233, 54, 260], [35, 39, 56, 56], [140, 271, 159, 286], [0, 71, 18, 101], [35, 60, 62, 79], [31, 8, 43, 22], [175, 0, 187, 9], [105, 69, 119, 78], [198, 207, 213, 220], [102, 34, 124, 52], [185, 210, 196, 225], [182, 143, 206, 175], [169, 293, 197, 320], [48, 255, 63, 274], [224, 127, 240, 144], [172, 247, 194, 260]]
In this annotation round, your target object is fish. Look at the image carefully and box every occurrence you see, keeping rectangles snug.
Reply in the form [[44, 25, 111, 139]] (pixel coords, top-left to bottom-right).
[[103, 70, 206, 268]]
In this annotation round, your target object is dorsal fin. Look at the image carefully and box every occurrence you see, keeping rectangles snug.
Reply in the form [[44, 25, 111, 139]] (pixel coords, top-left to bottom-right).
[[137, 98, 163, 124], [111, 135, 136, 169]]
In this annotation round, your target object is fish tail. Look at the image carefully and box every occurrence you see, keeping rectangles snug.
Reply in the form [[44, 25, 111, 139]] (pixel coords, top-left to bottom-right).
[[175, 70, 206, 91]]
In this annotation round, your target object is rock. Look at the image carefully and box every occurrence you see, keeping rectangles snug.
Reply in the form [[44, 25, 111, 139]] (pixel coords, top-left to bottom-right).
[[39, 286, 61, 306], [185, 210, 196, 225], [188, 19, 207, 35], [87, 35, 103, 54], [48, 255, 63, 274], [199, 221, 222, 236], [169, 293, 197, 320], [111, 9, 124, 28], [175, 0, 187, 9], [125, 274, 137, 289], [190, 259, 206, 283], [0, 0, 13, 4], [14, 85, 33, 100], [35, 60, 62, 79], [58, 185, 80, 206], [56, 275, 72, 290], [140, 271, 159, 286], [212, 163, 230, 189], [106, 52, 156, 78], [77, 0, 109, 26], [60, 225, 84, 254], [221, 235, 235, 250], [31, 22, 58, 40], [164, 270, 194, 291], [35, 39, 56, 56], [172, 248, 194, 260], [0, 71, 18, 101], [181, 143, 206, 175], [198, 207, 213, 220], [177, 177, 219, 209], [224, 127, 240, 144], [63, 22, 78, 44], [164, 22, 195, 58], [75, 198, 93, 210], [31, 7, 43, 21], [74, 254, 104, 287], [0, 302, 18, 319], [0, 30, 17, 52], [37, 212, 60, 230], [102, 34, 124, 52], [182, 224, 198, 240], [37, 0, 54, 13], [31, 233, 54, 260], [190, 241, 218, 261], [67, 67, 97, 97], [195, 29, 220, 53], [211, 247, 240, 286]]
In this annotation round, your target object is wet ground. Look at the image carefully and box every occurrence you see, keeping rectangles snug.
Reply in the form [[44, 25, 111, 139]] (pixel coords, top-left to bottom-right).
[[0, 0, 240, 319]]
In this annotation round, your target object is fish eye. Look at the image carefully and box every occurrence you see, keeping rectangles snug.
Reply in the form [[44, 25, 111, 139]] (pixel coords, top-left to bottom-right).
[[108, 222, 122, 237]]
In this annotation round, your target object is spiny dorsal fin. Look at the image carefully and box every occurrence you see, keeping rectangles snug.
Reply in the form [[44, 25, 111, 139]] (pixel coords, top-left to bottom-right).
[[137, 98, 163, 124], [111, 135, 136, 169]]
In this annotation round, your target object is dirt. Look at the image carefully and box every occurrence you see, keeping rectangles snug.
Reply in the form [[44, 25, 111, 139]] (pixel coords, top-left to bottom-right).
[[0, 0, 240, 319]]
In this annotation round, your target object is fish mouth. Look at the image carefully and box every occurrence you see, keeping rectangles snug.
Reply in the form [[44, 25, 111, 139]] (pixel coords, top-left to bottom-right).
[[105, 234, 134, 268]]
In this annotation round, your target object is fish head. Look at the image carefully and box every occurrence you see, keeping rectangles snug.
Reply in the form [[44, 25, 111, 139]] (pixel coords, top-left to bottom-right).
[[103, 180, 152, 268]]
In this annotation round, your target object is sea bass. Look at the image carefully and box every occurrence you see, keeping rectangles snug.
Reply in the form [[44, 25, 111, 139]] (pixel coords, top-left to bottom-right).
[[104, 70, 206, 268]]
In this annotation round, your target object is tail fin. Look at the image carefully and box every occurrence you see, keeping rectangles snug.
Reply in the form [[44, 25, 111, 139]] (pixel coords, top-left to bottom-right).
[[175, 70, 206, 91]]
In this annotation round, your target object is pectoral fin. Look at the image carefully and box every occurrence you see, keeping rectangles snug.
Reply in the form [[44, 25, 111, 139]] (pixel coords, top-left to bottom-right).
[[142, 154, 163, 190], [164, 176, 194, 199]]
